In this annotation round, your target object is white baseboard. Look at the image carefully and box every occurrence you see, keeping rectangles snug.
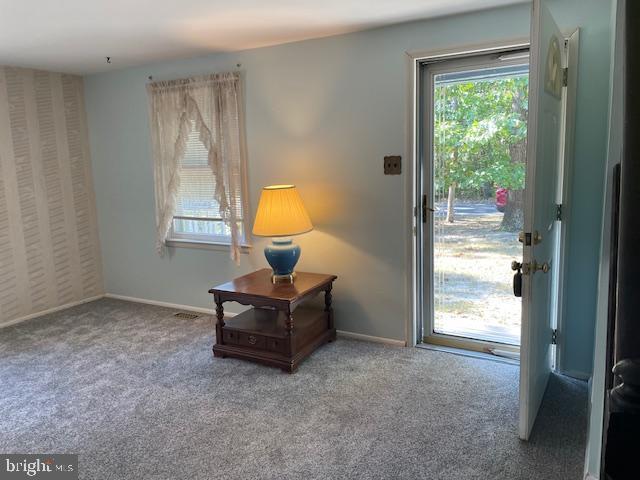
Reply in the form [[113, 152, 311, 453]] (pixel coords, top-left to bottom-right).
[[0, 294, 105, 329], [103, 293, 216, 315], [105, 293, 406, 346], [11, 292, 407, 348], [337, 330, 406, 347]]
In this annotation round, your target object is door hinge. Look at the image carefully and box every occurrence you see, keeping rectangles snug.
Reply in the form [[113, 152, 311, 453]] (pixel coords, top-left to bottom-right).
[[551, 329, 558, 345], [562, 67, 568, 87], [555, 204, 563, 221]]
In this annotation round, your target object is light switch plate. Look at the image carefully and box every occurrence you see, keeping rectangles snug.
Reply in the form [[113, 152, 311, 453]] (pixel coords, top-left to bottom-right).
[[384, 155, 401, 175]]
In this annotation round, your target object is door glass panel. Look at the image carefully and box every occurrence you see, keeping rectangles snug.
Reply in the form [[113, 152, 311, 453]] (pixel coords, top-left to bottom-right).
[[432, 63, 529, 346]]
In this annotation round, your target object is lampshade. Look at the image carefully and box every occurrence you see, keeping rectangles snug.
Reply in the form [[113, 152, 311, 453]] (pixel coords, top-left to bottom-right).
[[252, 185, 313, 237]]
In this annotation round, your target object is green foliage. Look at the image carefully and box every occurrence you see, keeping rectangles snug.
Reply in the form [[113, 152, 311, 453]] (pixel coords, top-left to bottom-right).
[[433, 75, 528, 199]]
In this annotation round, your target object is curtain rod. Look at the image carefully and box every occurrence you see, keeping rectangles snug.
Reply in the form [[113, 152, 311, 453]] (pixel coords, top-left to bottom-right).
[[147, 63, 243, 82]]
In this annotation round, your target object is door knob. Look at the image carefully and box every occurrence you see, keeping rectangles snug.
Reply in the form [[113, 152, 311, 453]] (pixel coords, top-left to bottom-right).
[[512, 260, 530, 275], [511, 259, 548, 297], [531, 260, 550, 274], [512, 262, 523, 298], [512, 260, 548, 275]]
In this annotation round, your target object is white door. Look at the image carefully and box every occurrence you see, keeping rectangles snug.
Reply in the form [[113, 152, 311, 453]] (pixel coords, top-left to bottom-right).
[[519, 0, 566, 440]]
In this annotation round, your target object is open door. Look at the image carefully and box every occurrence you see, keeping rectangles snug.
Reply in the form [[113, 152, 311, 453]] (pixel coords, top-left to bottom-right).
[[518, 0, 566, 440]]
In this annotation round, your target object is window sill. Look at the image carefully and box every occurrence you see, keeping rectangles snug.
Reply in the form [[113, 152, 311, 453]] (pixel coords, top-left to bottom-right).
[[166, 238, 252, 253]]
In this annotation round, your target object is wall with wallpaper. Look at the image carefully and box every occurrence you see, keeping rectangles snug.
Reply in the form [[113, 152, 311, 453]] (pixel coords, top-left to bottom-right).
[[0, 67, 103, 325]]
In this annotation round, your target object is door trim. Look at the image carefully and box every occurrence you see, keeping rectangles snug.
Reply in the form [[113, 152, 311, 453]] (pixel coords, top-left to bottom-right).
[[404, 31, 579, 372], [404, 37, 530, 349], [554, 28, 580, 375]]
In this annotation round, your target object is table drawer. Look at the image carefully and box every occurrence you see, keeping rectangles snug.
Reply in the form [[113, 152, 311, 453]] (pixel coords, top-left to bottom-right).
[[238, 332, 266, 349], [266, 337, 288, 354], [223, 329, 239, 345]]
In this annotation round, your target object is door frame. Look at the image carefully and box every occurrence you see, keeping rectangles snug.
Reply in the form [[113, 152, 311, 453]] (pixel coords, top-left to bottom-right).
[[421, 51, 530, 354], [404, 32, 579, 372], [554, 28, 580, 377], [404, 38, 530, 350]]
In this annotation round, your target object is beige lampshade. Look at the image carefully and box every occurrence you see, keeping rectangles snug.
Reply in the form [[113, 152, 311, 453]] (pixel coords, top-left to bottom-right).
[[252, 185, 313, 237]]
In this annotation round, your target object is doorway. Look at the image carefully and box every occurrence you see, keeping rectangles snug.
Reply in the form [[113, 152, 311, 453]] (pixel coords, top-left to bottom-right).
[[421, 51, 530, 355], [409, 2, 579, 442]]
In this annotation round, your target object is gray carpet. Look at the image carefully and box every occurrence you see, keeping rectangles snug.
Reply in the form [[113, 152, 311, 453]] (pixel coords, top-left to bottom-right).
[[0, 298, 587, 480]]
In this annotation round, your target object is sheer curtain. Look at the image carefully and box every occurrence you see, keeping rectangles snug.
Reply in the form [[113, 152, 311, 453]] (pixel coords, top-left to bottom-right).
[[146, 72, 247, 262]]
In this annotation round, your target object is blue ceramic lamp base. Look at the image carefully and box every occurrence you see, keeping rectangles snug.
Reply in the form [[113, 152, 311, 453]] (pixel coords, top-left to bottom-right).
[[264, 238, 301, 284]]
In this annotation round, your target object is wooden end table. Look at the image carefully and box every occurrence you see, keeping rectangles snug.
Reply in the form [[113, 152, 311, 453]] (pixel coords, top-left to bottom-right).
[[208, 269, 337, 373]]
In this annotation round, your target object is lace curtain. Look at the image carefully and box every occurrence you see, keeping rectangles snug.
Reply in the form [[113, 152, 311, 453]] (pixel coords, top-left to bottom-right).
[[146, 72, 246, 262]]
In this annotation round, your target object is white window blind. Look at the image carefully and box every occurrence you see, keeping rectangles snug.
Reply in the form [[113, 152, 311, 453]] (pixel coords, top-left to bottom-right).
[[171, 120, 244, 244]]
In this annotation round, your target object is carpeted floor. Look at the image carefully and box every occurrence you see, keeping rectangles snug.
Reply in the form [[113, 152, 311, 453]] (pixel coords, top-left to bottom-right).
[[0, 298, 588, 480]]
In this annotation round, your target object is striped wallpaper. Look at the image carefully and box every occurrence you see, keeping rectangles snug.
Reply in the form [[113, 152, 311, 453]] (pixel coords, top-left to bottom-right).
[[0, 67, 103, 325]]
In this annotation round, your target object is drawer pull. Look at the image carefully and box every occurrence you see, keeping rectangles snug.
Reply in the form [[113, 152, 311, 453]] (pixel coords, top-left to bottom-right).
[[248, 335, 258, 345]]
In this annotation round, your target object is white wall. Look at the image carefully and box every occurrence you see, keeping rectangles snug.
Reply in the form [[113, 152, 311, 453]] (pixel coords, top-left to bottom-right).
[[84, 0, 612, 363]]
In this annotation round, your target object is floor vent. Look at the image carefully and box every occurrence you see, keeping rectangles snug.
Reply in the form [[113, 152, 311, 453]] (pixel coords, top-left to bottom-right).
[[174, 312, 200, 320]]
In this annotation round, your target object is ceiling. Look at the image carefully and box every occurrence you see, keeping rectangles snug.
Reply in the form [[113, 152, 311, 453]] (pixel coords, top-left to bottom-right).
[[0, 0, 525, 75]]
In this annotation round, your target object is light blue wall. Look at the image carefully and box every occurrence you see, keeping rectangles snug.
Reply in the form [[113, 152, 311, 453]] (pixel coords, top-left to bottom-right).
[[84, 0, 611, 372], [555, 0, 614, 378], [585, 0, 621, 477]]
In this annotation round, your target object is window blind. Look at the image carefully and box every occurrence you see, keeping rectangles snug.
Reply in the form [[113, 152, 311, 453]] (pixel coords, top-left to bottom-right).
[[172, 120, 244, 241]]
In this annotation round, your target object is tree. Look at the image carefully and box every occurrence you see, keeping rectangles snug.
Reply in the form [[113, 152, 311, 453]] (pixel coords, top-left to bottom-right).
[[500, 87, 528, 230], [433, 74, 529, 230]]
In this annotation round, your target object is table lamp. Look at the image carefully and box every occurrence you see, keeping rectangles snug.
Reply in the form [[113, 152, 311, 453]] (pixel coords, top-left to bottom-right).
[[252, 185, 313, 284]]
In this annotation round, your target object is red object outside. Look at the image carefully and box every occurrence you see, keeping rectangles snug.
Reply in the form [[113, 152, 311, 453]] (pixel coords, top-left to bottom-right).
[[496, 188, 508, 212]]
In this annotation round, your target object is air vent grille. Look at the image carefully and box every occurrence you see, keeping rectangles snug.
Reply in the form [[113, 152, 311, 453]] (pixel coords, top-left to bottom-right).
[[174, 312, 200, 320]]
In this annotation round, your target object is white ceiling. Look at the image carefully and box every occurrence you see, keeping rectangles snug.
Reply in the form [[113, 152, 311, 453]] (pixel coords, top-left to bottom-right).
[[0, 0, 525, 75]]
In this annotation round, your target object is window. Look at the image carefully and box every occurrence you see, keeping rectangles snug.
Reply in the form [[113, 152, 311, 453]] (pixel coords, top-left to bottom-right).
[[169, 120, 245, 245], [147, 71, 247, 260]]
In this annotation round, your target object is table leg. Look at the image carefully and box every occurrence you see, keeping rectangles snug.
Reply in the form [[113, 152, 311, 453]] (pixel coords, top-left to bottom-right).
[[214, 295, 226, 357], [324, 284, 335, 333], [282, 363, 297, 374]]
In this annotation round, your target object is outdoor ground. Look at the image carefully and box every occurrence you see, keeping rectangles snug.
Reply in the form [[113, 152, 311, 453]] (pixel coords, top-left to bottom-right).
[[433, 199, 522, 346]]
